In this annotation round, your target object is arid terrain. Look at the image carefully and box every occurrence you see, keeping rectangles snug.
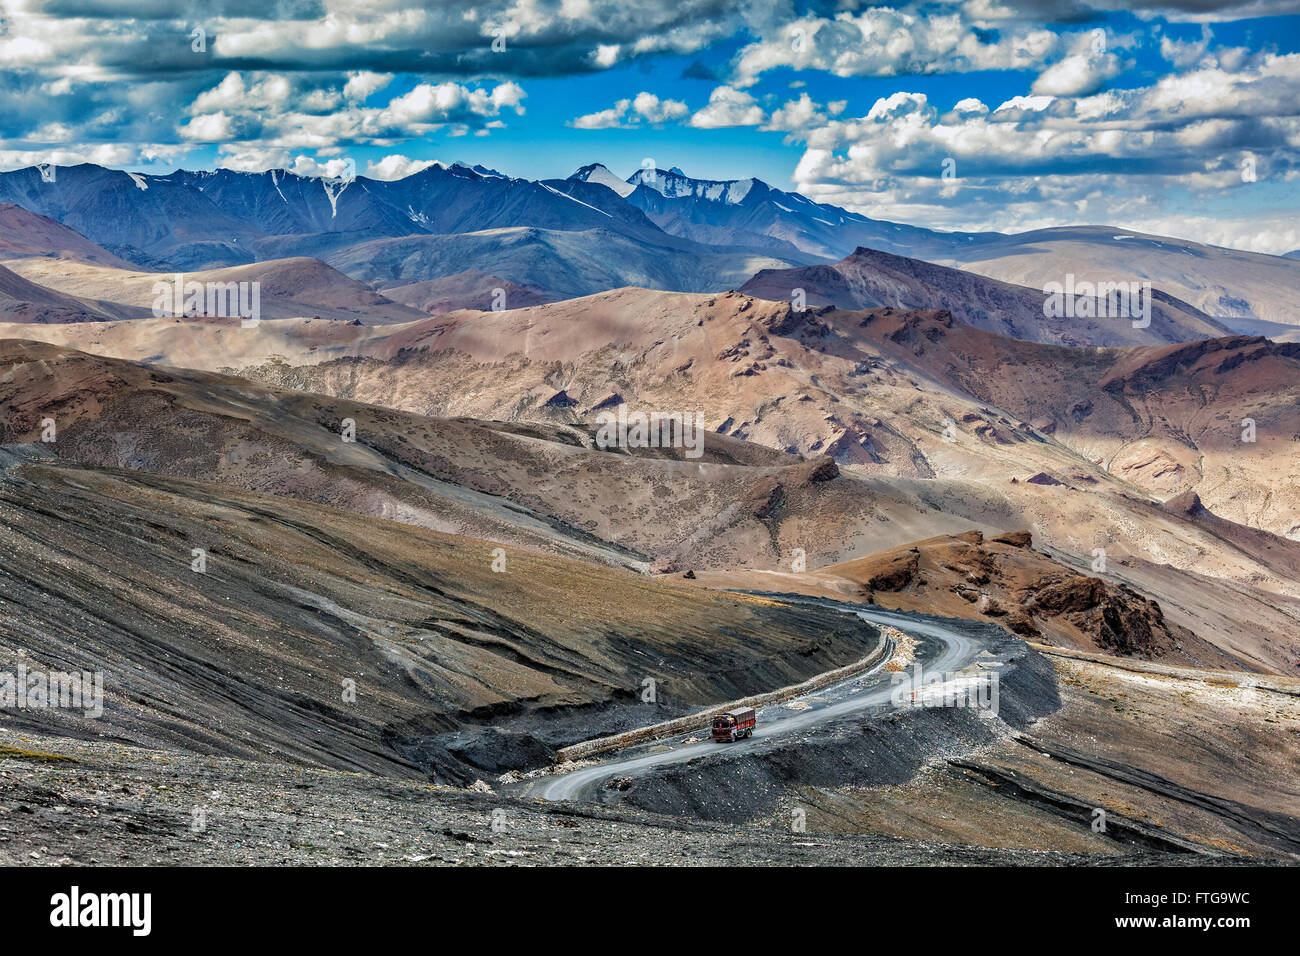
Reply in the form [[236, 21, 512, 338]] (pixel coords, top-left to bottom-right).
[[0, 161, 1296, 868]]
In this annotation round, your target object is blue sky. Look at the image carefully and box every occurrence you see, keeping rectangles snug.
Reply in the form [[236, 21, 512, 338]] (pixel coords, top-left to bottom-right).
[[1, 1, 1297, 252]]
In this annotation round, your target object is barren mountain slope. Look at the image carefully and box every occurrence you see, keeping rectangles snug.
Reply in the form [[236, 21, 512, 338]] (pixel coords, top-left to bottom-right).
[[688, 503, 1300, 677], [785, 647, 1300, 859], [0, 263, 146, 323], [213, 290, 1297, 543], [939, 226, 1300, 330], [0, 203, 138, 267], [0, 339, 863, 572], [741, 245, 1230, 347], [4, 286, 1293, 580], [382, 270, 557, 313], [321, 226, 799, 300], [823, 529, 1234, 667], [0, 453, 880, 785], [1, 339, 1295, 677], [0, 256, 428, 324], [862, 311, 1300, 541]]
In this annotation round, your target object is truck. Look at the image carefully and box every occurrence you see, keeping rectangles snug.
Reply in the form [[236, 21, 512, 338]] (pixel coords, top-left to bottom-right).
[[711, 706, 756, 742]]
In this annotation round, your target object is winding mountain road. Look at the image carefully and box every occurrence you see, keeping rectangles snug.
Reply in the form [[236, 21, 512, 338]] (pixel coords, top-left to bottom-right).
[[531, 604, 993, 802]]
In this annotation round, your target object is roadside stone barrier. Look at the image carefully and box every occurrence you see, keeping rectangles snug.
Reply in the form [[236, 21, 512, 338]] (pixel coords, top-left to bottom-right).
[[554, 625, 906, 763]]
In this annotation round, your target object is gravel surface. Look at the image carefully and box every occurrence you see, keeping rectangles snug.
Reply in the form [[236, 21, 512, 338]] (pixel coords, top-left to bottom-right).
[[0, 729, 1203, 866]]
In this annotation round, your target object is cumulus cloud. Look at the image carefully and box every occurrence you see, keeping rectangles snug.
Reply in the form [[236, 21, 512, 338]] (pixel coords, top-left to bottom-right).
[[570, 91, 688, 129], [179, 111, 236, 143], [1032, 53, 1123, 96], [178, 72, 527, 151], [763, 93, 845, 133], [773, 50, 1300, 253], [570, 104, 626, 130], [2, 1, 744, 80], [343, 72, 395, 103], [631, 92, 689, 124], [214, 145, 293, 172], [688, 86, 764, 129], [0, 144, 158, 170], [731, 9, 1062, 86], [0, 0, 1294, 252], [0, 0, 745, 166], [363, 154, 441, 180], [286, 155, 357, 179]]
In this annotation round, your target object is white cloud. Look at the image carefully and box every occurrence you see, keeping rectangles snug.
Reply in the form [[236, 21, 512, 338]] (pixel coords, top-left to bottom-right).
[[343, 72, 394, 103], [951, 97, 989, 116], [288, 155, 357, 179], [179, 111, 235, 143], [689, 86, 764, 129], [777, 51, 1300, 255], [0, 144, 148, 171], [764, 93, 836, 133], [215, 146, 292, 172], [732, 9, 1061, 86], [1032, 54, 1122, 96], [364, 154, 440, 180], [178, 73, 527, 151], [571, 103, 627, 129], [993, 94, 1055, 114], [631, 91, 688, 124], [867, 91, 934, 121], [570, 91, 688, 129], [192, 73, 294, 113]]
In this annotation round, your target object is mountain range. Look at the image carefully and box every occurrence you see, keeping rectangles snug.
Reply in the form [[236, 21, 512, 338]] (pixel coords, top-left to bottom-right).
[[2, 154, 1299, 865], [1, 161, 1295, 337], [740, 245, 1233, 347]]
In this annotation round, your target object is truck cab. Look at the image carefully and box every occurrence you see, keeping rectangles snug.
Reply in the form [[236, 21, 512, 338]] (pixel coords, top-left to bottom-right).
[[711, 707, 756, 742]]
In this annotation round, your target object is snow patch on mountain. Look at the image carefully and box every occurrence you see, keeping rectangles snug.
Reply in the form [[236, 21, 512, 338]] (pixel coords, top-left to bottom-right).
[[540, 182, 612, 217], [627, 167, 758, 205], [567, 163, 636, 198], [452, 162, 509, 180]]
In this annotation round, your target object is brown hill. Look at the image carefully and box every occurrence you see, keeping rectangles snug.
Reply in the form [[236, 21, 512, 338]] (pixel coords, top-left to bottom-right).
[[827, 530, 1233, 667], [4, 282, 1295, 552], [0, 203, 136, 267], [740, 245, 1230, 347], [383, 270, 558, 313], [4, 281, 1296, 543], [0, 256, 428, 324], [2, 337, 1297, 675], [0, 263, 145, 322], [0, 338, 851, 574], [0, 453, 877, 784], [862, 313, 1300, 540]]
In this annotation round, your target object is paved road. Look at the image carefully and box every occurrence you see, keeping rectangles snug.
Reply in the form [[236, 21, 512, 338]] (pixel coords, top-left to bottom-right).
[[531, 604, 987, 802]]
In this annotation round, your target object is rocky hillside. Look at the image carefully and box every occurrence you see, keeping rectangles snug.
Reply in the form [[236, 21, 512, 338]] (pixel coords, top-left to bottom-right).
[[741, 246, 1229, 347], [830, 530, 1228, 665], [0, 452, 879, 785]]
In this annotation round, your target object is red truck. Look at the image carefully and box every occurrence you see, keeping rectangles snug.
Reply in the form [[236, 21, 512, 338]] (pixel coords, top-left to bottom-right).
[[711, 706, 757, 742]]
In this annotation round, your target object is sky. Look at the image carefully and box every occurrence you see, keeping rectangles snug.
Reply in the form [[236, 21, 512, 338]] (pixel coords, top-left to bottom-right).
[[0, 0, 1297, 253]]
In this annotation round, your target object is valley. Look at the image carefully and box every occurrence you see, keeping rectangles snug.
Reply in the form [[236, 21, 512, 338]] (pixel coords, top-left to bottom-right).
[[0, 156, 1296, 869]]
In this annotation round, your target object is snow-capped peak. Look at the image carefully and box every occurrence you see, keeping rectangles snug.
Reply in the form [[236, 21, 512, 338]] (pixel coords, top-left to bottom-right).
[[451, 161, 508, 179], [625, 166, 759, 204], [567, 163, 637, 198]]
